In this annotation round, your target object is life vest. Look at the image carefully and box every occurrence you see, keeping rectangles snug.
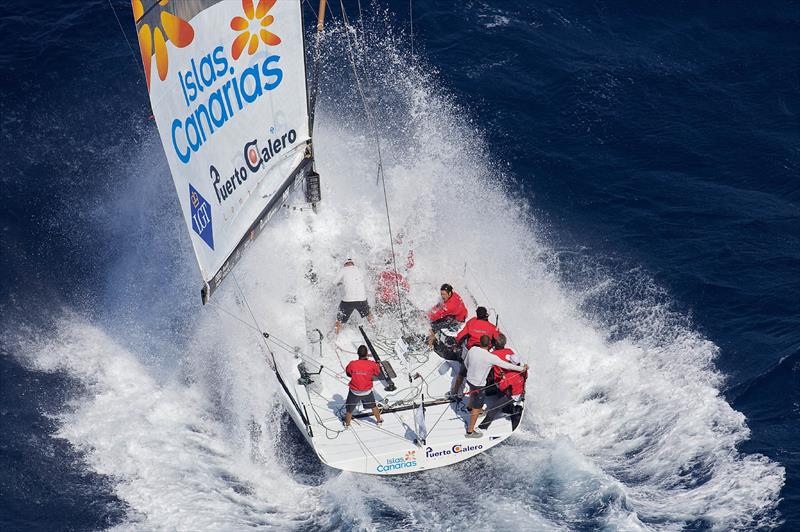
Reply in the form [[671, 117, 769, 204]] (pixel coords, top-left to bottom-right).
[[455, 317, 499, 349], [492, 348, 526, 396], [345, 359, 381, 392]]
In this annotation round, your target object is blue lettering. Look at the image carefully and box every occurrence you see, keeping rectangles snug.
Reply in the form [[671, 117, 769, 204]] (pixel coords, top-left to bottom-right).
[[169, 49, 287, 162], [185, 69, 198, 103], [240, 64, 262, 103], [261, 55, 283, 90], [193, 103, 214, 141], [209, 91, 228, 127], [178, 70, 190, 106], [212, 46, 228, 76], [171, 119, 190, 164], [199, 53, 216, 87], [185, 115, 202, 152]]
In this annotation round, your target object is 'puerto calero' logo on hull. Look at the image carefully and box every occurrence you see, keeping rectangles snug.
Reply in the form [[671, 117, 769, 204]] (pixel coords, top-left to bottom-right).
[[425, 443, 483, 460], [190, 184, 214, 249]]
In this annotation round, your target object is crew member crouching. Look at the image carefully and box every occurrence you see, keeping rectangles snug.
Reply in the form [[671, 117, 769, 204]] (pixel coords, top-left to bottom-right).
[[455, 306, 500, 350], [479, 334, 527, 431], [426, 283, 467, 348], [461, 335, 527, 439]]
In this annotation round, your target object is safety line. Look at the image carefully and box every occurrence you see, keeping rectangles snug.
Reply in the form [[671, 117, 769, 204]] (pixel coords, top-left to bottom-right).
[[107, 0, 146, 87], [336, 0, 408, 334]]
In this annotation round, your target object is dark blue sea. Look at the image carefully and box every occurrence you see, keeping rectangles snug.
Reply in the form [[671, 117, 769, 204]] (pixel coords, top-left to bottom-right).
[[1, 0, 798, 530]]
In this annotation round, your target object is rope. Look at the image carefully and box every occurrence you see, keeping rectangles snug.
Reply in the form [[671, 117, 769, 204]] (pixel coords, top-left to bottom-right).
[[232, 272, 263, 332], [350, 423, 382, 466], [208, 297, 349, 386], [107, 0, 145, 87], [303, 0, 318, 18], [409, 0, 414, 58], [464, 262, 497, 315], [337, 0, 408, 335]]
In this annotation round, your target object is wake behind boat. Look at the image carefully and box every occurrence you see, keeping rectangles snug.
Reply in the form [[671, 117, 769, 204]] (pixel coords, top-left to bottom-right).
[[132, 0, 527, 475]]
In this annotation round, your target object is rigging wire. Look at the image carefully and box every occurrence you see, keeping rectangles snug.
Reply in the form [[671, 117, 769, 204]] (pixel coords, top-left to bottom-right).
[[336, 0, 408, 335], [409, 0, 414, 58], [232, 272, 263, 334], [207, 297, 349, 386], [106, 0, 145, 87]]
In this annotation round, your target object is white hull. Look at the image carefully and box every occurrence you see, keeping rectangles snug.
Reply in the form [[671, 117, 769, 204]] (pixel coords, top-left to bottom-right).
[[271, 308, 523, 475]]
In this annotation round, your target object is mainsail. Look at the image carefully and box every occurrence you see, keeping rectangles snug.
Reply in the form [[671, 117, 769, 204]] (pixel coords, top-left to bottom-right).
[[133, 0, 315, 302]]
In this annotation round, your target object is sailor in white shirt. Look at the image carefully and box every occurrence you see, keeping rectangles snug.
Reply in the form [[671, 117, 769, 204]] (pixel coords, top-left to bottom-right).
[[334, 258, 373, 334], [462, 335, 526, 438]]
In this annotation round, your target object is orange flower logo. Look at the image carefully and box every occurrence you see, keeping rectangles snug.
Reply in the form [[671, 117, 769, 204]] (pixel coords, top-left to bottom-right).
[[133, 0, 194, 89], [404, 450, 416, 461], [230, 0, 281, 60]]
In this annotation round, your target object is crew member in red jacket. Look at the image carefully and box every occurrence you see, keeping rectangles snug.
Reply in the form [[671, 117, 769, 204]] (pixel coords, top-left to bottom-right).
[[479, 334, 526, 431], [343, 345, 383, 427], [455, 306, 500, 350], [426, 283, 467, 347], [448, 307, 501, 397], [492, 334, 526, 398], [428, 283, 467, 327]]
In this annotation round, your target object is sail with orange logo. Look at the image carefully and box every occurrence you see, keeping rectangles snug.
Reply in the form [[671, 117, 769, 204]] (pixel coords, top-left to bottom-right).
[[133, 0, 316, 302]]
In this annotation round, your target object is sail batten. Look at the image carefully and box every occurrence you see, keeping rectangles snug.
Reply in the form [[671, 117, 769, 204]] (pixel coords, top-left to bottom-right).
[[133, 0, 312, 302]]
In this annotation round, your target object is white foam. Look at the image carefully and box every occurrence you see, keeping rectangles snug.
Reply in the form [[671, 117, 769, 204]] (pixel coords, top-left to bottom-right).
[[14, 16, 785, 531]]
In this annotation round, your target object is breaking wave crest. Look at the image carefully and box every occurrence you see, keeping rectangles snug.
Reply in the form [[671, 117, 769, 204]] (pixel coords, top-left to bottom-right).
[[11, 12, 784, 531]]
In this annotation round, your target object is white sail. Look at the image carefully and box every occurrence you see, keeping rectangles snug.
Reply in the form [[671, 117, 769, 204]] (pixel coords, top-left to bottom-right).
[[133, 0, 311, 301]]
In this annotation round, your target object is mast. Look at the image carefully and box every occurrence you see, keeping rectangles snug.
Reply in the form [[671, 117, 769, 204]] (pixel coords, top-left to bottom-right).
[[317, 0, 328, 31], [132, 0, 318, 303]]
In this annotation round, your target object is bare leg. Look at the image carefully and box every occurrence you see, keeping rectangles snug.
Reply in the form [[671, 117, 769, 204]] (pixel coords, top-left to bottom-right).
[[451, 374, 464, 396], [372, 406, 382, 424], [344, 411, 352, 427], [366, 313, 375, 325], [467, 408, 481, 433], [426, 329, 435, 347], [335, 320, 342, 335]]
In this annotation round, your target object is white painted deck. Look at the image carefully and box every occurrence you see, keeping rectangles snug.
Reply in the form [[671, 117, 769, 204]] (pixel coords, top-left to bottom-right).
[[274, 327, 519, 475]]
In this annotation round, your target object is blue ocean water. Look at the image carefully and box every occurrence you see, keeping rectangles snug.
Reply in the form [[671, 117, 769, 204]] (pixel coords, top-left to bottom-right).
[[1, 0, 798, 530]]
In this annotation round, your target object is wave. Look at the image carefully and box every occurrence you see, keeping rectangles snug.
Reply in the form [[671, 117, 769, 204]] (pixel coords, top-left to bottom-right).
[[8, 12, 785, 531]]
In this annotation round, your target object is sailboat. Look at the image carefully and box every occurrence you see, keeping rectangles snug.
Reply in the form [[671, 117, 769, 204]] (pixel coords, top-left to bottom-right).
[[133, 0, 526, 475]]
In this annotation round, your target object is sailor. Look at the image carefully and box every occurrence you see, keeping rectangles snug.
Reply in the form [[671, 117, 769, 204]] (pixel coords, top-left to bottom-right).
[[426, 283, 467, 350], [479, 334, 527, 431], [334, 258, 373, 334], [493, 334, 526, 399], [377, 259, 410, 306], [427, 283, 468, 331], [461, 335, 527, 438], [455, 306, 499, 350], [343, 345, 383, 427]]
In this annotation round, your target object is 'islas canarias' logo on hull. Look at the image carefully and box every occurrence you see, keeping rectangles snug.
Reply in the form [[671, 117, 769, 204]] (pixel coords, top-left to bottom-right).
[[376, 451, 417, 473]]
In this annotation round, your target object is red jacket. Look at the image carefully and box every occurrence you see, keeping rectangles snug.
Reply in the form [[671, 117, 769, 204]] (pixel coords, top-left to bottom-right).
[[377, 270, 410, 304], [492, 348, 526, 396], [455, 317, 499, 349], [428, 291, 468, 322], [346, 359, 381, 392]]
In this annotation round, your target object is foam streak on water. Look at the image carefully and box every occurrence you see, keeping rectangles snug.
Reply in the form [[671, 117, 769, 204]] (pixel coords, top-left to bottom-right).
[[13, 18, 784, 531]]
